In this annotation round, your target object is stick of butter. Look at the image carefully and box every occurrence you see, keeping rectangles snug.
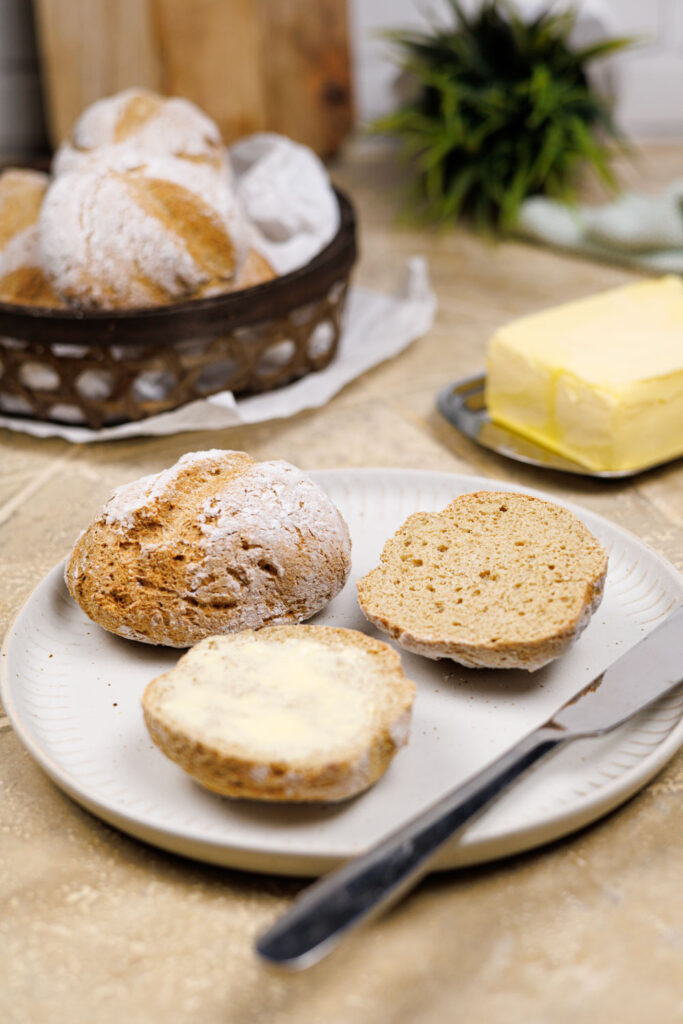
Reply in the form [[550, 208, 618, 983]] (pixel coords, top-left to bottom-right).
[[485, 276, 683, 472]]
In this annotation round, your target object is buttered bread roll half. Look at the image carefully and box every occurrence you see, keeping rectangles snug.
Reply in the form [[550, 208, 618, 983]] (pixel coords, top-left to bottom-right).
[[142, 626, 416, 802], [65, 450, 351, 646]]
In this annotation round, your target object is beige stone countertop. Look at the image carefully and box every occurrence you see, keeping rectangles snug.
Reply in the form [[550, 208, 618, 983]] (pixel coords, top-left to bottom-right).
[[1, 142, 682, 1024]]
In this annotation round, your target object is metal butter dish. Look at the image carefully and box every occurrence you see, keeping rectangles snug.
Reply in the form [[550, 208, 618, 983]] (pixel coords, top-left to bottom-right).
[[437, 373, 675, 480]]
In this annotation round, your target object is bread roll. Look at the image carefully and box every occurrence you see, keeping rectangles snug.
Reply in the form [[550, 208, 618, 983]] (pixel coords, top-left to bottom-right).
[[40, 154, 246, 308], [66, 450, 352, 646], [53, 88, 229, 178], [357, 491, 608, 671], [142, 625, 415, 802], [0, 169, 62, 307]]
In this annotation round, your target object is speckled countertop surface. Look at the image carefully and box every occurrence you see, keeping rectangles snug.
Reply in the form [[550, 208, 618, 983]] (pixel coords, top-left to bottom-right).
[[1, 142, 681, 1024]]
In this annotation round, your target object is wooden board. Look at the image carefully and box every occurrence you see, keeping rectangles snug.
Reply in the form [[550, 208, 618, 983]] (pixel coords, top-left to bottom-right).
[[151, 0, 268, 143], [34, 0, 353, 155], [256, 0, 353, 159], [33, 0, 162, 141]]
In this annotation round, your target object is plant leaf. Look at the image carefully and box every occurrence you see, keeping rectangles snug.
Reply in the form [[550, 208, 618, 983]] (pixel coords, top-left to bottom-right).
[[369, 0, 633, 232]]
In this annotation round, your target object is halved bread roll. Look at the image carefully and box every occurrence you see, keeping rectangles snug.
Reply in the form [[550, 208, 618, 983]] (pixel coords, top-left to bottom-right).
[[142, 625, 416, 802], [357, 491, 608, 672]]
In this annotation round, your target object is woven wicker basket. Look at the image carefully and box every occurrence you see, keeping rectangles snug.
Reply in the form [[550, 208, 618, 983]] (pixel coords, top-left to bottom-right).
[[0, 188, 356, 429]]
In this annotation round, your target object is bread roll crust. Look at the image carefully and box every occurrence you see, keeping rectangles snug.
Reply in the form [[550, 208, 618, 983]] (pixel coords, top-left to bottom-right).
[[53, 88, 228, 177], [357, 491, 608, 671], [0, 169, 63, 307], [40, 157, 245, 309], [66, 450, 351, 646]]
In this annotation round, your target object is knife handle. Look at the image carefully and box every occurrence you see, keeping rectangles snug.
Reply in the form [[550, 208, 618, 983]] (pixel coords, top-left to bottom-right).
[[256, 726, 565, 969]]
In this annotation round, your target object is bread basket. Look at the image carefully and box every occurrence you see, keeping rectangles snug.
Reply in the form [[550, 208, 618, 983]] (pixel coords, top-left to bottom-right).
[[0, 188, 356, 429]]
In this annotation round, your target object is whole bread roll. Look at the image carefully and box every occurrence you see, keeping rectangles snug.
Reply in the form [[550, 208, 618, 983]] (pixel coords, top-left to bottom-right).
[[53, 87, 229, 178], [0, 169, 62, 307], [40, 154, 246, 308], [65, 450, 352, 647]]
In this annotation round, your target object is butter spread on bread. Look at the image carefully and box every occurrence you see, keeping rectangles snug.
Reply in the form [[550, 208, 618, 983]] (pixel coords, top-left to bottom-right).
[[142, 625, 415, 801]]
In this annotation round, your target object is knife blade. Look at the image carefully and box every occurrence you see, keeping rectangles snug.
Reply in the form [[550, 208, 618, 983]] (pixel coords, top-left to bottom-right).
[[257, 605, 683, 970]]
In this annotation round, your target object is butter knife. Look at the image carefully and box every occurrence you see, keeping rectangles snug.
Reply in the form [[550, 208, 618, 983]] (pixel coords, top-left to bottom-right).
[[257, 606, 683, 969]]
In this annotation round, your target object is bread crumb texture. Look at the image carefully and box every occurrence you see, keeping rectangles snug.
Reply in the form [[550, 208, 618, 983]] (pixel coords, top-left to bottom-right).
[[66, 450, 351, 646], [142, 625, 415, 801], [357, 491, 608, 671]]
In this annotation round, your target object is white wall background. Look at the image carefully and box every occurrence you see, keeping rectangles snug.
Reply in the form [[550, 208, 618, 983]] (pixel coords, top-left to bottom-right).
[[0, 0, 681, 157], [611, 0, 683, 136]]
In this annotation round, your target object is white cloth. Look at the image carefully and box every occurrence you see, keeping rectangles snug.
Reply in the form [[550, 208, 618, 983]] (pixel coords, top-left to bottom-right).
[[516, 184, 683, 272], [0, 258, 436, 443], [229, 134, 340, 275]]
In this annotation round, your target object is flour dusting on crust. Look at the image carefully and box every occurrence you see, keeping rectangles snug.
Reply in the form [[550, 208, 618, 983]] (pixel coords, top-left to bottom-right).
[[102, 450, 231, 530], [40, 158, 245, 308], [53, 88, 228, 177], [65, 450, 352, 646], [189, 460, 352, 627]]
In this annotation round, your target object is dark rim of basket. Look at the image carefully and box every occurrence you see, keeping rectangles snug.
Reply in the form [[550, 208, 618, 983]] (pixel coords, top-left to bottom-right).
[[0, 187, 356, 346]]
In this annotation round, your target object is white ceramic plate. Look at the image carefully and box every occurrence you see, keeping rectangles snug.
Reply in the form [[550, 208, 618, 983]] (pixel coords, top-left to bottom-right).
[[2, 469, 682, 877]]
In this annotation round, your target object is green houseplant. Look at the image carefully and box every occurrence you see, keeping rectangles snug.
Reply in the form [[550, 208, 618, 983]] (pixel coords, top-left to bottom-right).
[[373, 1, 632, 232]]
